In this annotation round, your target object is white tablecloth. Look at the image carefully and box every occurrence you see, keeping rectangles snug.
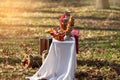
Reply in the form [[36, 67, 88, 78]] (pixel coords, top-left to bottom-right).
[[26, 37, 77, 80]]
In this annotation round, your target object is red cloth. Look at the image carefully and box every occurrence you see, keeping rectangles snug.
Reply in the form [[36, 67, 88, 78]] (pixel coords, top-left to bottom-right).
[[71, 29, 79, 54]]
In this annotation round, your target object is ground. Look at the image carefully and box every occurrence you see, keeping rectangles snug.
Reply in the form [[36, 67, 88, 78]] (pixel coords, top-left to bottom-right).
[[0, 0, 120, 80]]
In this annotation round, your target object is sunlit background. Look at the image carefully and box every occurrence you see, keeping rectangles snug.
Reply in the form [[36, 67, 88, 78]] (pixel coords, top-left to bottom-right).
[[0, 0, 120, 39], [0, 0, 50, 39]]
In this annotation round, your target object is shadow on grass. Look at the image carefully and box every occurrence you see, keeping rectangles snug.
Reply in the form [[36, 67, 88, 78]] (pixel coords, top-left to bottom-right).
[[76, 33, 120, 79], [0, 24, 56, 28], [21, 9, 63, 13], [1, 23, 119, 32], [39, 0, 92, 7], [0, 57, 21, 65], [77, 59, 120, 70], [110, 8, 120, 12], [79, 33, 120, 48], [76, 26, 120, 31], [75, 15, 120, 21], [19, 16, 59, 20], [76, 59, 120, 79]]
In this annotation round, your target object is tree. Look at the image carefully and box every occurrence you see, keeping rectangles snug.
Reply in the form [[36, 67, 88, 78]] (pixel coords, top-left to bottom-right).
[[96, 0, 110, 9]]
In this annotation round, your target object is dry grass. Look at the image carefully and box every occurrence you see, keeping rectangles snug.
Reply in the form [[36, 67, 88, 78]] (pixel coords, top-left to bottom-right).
[[0, 0, 120, 80]]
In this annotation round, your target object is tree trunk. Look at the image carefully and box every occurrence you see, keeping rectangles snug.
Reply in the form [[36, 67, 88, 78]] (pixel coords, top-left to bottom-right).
[[96, 0, 110, 9]]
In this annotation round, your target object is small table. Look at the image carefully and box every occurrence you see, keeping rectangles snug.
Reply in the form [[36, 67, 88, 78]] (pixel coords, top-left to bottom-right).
[[27, 37, 77, 80]]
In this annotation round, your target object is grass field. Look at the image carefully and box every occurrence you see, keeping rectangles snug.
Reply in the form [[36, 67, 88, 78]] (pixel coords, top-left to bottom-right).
[[0, 0, 120, 80]]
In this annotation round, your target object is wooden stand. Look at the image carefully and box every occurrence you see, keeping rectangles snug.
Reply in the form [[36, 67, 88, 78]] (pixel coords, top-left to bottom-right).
[[39, 37, 52, 56]]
